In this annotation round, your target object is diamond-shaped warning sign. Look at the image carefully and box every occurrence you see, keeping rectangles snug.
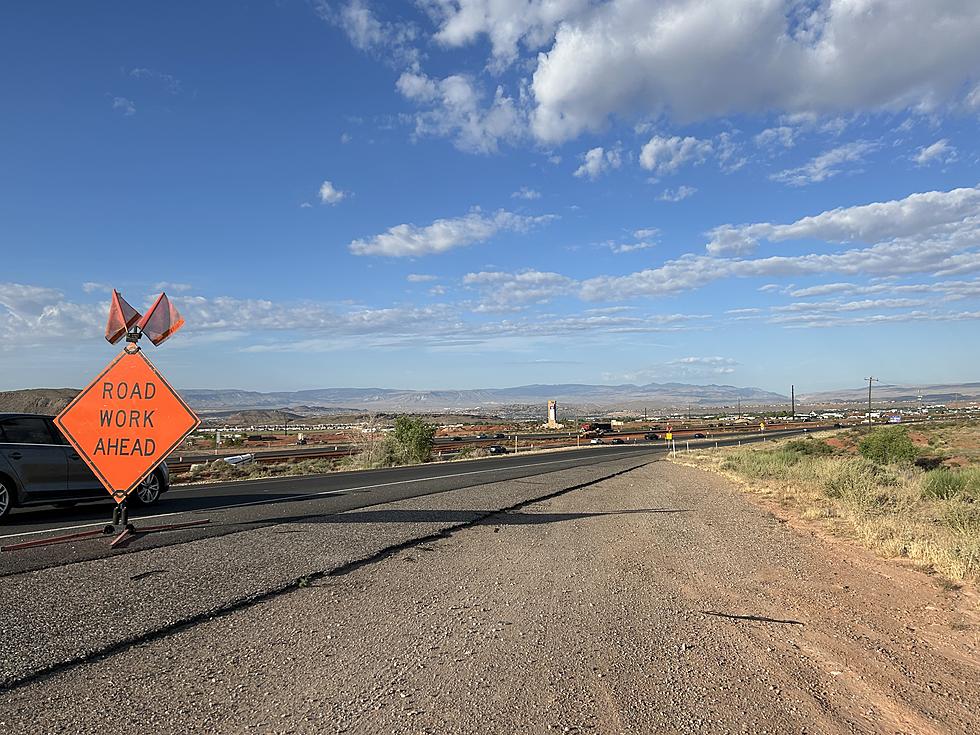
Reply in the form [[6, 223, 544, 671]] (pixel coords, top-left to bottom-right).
[[55, 349, 200, 503]]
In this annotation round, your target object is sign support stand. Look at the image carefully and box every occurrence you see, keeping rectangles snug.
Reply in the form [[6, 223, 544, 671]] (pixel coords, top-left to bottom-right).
[[2, 291, 208, 554]]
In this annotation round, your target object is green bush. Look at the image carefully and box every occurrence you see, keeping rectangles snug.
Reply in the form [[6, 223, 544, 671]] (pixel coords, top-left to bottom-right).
[[393, 416, 437, 464], [922, 468, 967, 500], [922, 467, 980, 501], [858, 427, 918, 464], [785, 439, 834, 456]]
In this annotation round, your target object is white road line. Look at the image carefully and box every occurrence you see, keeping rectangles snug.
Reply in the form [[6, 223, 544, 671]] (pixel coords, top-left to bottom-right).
[[0, 449, 653, 541]]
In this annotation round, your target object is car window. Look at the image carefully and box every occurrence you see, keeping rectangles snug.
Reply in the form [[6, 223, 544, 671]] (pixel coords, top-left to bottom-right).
[[45, 419, 69, 445], [0, 417, 56, 445]]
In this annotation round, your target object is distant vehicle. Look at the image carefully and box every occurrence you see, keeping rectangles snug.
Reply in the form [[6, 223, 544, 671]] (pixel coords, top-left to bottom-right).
[[590, 438, 603, 445], [487, 445, 508, 454], [644, 432, 662, 441], [693, 432, 707, 439], [493, 433, 507, 439], [833, 422, 844, 428], [450, 436, 463, 441], [610, 438, 625, 444], [0, 413, 170, 521], [296, 437, 307, 445], [476, 434, 490, 439]]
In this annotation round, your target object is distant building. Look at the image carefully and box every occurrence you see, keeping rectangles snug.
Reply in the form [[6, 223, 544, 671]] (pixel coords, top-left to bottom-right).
[[545, 400, 562, 429]]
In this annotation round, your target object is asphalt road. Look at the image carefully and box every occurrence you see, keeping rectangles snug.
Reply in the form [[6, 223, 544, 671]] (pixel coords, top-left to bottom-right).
[[0, 431, 805, 575]]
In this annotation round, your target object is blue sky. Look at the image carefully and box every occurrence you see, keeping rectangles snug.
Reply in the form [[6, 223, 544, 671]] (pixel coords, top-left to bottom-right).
[[2, 1, 979, 395]]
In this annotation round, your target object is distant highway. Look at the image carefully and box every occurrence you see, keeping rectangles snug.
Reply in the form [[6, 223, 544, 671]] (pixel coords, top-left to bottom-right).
[[0, 429, 810, 575], [169, 422, 837, 471]]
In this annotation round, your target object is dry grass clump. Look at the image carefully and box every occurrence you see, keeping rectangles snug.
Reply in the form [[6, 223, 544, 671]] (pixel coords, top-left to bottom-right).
[[178, 457, 338, 483], [685, 431, 980, 583]]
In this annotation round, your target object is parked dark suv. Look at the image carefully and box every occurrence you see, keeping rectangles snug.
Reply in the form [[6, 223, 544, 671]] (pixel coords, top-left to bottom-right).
[[0, 413, 170, 520]]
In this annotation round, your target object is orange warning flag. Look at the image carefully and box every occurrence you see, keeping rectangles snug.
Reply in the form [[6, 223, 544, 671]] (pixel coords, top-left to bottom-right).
[[105, 290, 142, 344], [138, 293, 185, 346]]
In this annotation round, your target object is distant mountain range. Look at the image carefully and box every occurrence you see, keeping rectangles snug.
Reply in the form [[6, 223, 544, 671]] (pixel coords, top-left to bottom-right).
[[179, 383, 788, 413], [3, 381, 977, 418], [799, 383, 980, 404]]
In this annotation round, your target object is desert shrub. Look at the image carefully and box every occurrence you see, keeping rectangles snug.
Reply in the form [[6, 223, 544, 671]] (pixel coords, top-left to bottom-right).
[[823, 457, 893, 508], [922, 468, 967, 500], [941, 501, 980, 536], [858, 427, 918, 465], [785, 439, 834, 456], [453, 446, 490, 461], [393, 416, 437, 464], [721, 449, 799, 480], [922, 467, 980, 501]]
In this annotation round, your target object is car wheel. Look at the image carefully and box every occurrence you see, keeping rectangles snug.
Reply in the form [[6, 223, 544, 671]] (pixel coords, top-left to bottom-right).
[[0, 480, 11, 520], [132, 471, 163, 506]]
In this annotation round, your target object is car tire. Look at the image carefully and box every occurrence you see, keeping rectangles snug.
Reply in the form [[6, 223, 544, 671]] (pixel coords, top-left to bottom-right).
[[132, 471, 163, 507], [0, 479, 12, 520]]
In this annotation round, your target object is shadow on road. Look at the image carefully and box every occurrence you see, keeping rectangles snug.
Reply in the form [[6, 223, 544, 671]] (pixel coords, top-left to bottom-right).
[[702, 611, 804, 626]]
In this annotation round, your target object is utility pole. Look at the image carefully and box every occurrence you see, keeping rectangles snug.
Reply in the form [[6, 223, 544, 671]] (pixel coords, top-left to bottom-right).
[[791, 384, 795, 420], [865, 377, 878, 426], [737, 396, 741, 421]]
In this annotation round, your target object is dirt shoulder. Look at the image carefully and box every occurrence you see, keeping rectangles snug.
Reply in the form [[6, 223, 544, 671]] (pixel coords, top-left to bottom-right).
[[3, 461, 978, 734]]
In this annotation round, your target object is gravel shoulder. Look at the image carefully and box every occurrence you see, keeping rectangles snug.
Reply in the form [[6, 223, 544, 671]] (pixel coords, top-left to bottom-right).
[[3, 461, 978, 734]]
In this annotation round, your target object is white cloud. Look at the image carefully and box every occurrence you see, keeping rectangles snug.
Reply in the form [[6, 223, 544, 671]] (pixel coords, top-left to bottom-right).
[[319, 0, 418, 65], [608, 241, 655, 254], [914, 139, 957, 166], [407, 273, 439, 282], [706, 184, 980, 255], [787, 280, 980, 301], [530, 1, 980, 142], [574, 146, 622, 180], [153, 282, 193, 293], [511, 186, 541, 200], [0, 284, 67, 315], [463, 184, 980, 304], [770, 140, 878, 186], [111, 96, 135, 116], [754, 126, 797, 149], [463, 269, 573, 310], [81, 282, 112, 294], [769, 309, 980, 329], [772, 297, 930, 314], [319, 180, 347, 204], [633, 227, 659, 239], [659, 185, 697, 202], [350, 209, 555, 257], [581, 236, 980, 301], [425, 0, 591, 68], [665, 356, 739, 375], [340, 132, 352, 144], [396, 70, 523, 153], [129, 68, 182, 94], [639, 135, 712, 176]]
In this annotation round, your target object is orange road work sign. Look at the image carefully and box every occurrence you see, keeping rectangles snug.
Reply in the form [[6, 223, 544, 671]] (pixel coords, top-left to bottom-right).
[[55, 349, 200, 503]]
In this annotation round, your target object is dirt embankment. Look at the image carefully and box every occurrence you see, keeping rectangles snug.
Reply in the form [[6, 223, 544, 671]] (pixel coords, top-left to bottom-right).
[[2, 462, 977, 734]]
